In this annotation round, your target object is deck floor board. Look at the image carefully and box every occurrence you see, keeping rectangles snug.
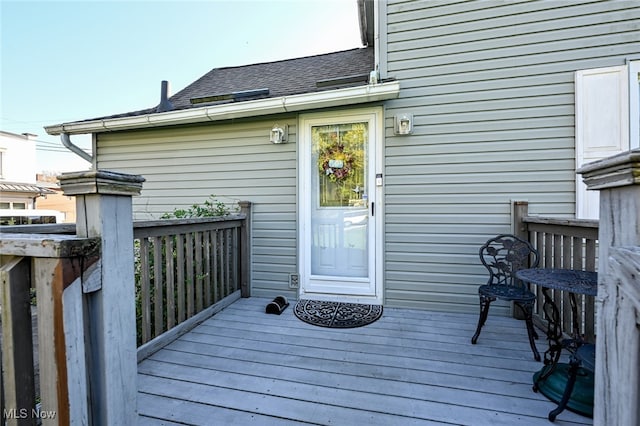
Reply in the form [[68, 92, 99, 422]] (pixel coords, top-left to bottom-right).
[[138, 297, 593, 425]]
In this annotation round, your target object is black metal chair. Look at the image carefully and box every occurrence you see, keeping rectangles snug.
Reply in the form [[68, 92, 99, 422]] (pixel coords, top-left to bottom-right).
[[471, 234, 541, 361]]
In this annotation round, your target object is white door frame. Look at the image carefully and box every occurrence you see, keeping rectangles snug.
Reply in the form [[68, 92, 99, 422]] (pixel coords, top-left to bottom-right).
[[298, 107, 384, 304]]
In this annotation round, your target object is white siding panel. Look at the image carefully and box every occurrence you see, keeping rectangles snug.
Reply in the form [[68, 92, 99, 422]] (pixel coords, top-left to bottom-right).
[[96, 118, 298, 299], [383, 0, 640, 311]]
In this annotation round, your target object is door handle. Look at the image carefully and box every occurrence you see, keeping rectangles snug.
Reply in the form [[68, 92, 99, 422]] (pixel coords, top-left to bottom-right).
[[371, 202, 375, 217]]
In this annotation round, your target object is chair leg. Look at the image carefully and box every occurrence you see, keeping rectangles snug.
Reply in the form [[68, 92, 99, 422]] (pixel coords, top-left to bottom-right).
[[518, 301, 541, 361], [472, 295, 492, 344]]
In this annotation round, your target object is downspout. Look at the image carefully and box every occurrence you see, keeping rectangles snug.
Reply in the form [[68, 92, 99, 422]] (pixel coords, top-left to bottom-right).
[[61, 132, 93, 163]]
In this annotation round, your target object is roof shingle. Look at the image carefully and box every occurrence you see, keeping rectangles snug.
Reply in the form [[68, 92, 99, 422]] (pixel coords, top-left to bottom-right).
[[86, 47, 374, 122]]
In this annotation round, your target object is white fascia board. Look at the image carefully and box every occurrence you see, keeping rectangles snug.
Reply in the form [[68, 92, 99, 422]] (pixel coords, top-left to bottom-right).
[[45, 81, 400, 136]]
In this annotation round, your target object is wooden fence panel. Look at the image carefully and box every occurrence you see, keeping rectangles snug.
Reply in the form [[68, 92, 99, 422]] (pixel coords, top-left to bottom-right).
[[133, 215, 248, 346], [513, 202, 598, 342]]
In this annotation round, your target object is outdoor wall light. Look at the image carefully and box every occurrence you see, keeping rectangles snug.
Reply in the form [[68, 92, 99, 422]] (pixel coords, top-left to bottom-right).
[[394, 113, 413, 135], [270, 124, 288, 144]]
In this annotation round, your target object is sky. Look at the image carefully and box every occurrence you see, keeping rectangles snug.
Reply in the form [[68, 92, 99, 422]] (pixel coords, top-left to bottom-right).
[[0, 0, 363, 173]]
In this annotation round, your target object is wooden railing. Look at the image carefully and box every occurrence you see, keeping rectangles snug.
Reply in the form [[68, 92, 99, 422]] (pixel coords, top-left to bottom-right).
[[1, 206, 253, 351], [1, 235, 100, 425], [0, 171, 253, 424], [513, 201, 599, 341], [133, 208, 251, 348], [0, 171, 146, 424]]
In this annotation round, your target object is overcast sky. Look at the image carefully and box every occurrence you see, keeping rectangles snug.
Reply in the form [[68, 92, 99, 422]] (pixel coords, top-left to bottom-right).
[[1, 0, 362, 173]]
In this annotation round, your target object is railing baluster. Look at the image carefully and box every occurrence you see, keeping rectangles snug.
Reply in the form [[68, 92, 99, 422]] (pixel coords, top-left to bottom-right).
[[140, 238, 152, 344], [195, 231, 203, 313], [232, 227, 239, 292], [165, 235, 175, 330], [153, 236, 164, 337], [177, 234, 185, 323], [571, 237, 584, 336], [561, 235, 572, 332], [186, 232, 194, 317], [204, 231, 212, 306], [221, 229, 227, 297], [212, 230, 219, 302]]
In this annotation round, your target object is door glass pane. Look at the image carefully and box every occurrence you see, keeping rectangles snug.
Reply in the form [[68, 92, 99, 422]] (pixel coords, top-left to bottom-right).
[[311, 122, 368, 278]]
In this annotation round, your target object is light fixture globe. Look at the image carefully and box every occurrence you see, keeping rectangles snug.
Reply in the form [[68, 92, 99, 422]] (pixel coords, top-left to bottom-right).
[[270, 124, 288, 144]]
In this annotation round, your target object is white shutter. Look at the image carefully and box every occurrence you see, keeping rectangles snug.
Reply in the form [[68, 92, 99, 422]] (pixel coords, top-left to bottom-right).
[[575, 65, 629, 219]]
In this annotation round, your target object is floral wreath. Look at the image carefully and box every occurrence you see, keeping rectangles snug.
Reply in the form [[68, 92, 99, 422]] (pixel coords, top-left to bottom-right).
[[318, 144, 355, 182]]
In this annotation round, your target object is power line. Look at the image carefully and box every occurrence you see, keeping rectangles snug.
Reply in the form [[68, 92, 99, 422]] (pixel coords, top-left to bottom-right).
[[37, 147, 75, 153], [33, 138, 91, 152], [37, 147, 90, 153], [35, 140, 64, 147]]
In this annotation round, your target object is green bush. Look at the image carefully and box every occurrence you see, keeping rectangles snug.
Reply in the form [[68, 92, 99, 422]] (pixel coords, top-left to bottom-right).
[[135, 195, 238, 346], [160, 195, 236, 219]]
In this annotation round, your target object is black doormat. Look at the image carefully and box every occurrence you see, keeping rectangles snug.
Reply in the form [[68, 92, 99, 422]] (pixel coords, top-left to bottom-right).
[[293, 299, 383, 328]]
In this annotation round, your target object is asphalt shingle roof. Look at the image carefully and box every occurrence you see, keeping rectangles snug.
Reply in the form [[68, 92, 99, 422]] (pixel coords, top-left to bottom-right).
[[172, 47, 374, 108], [91, 47, 374, 122]]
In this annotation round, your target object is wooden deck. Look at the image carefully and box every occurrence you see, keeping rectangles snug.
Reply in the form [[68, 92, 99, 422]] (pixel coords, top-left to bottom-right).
[[137, 297, 593, 425]]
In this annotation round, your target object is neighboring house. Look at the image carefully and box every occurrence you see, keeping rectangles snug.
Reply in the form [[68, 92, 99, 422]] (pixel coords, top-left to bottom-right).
[[35, 173, 77, 223], [45, 1, 640, 312], [0, 131, 58, 224]]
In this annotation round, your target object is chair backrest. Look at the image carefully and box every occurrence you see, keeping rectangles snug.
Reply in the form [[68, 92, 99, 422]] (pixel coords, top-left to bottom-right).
[[479, 234, 540, 287]]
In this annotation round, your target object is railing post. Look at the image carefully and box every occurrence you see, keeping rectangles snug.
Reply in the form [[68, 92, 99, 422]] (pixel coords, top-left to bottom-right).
[[578, 148, 640, 426], [238, 201, 252, 298], [511, 200, 529, 241], [511, 200, 530, 320], [59, 170, 145, 425]]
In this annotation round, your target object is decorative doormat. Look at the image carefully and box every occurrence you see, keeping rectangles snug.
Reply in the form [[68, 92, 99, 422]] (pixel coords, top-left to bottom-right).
[[293, 299, 383, 328]]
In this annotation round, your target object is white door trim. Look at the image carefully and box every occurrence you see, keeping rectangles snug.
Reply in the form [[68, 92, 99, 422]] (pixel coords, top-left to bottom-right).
[[298, 107, 384, 304]]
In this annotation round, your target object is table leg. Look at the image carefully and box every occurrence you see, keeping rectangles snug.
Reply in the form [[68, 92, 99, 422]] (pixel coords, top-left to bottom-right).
[[535, 288, 563, 386], [547, 357, 580, 421]]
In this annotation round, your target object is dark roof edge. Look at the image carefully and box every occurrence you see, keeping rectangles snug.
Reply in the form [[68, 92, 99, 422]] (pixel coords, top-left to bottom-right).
[[212, 47, 368, 72]]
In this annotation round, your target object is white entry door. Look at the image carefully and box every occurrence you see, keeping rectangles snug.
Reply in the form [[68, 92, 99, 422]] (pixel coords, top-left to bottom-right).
[[299, 109, 382, 303]]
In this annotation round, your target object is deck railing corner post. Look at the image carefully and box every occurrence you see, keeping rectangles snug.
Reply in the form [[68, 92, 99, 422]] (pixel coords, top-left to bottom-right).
[[59, 170, 145, 424], [578, 148, 640, 425]]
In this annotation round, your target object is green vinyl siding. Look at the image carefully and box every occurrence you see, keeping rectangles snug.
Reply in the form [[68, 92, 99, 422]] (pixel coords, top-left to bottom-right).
[[96, 118, 298, 299], [381, 0, 640, 312]]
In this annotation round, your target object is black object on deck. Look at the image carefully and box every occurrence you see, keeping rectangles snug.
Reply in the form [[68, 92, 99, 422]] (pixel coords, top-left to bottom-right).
[[266, 296, 289, 315]]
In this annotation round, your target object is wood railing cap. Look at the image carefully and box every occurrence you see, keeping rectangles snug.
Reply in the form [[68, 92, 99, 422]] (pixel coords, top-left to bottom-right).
[[133, 214, 246, 228], [0, 233, 100, 258], [523, 216, 599, 228], [577, 148, 640, 190], [59, 170, 145, 196]]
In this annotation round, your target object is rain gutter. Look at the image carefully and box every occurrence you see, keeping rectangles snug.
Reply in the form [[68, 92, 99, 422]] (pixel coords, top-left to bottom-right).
[[61, 132, 93, 163], [45, 81, 400, 136]]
